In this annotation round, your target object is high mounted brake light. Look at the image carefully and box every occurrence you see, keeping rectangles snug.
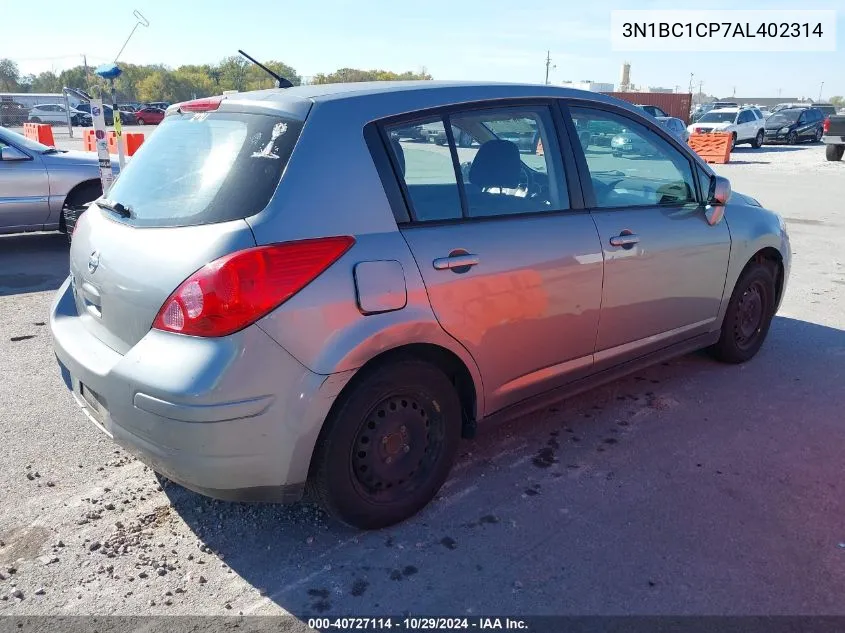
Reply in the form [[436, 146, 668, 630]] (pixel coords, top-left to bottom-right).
[[152, 237, 355, 337], [180, 96, 225, 112]]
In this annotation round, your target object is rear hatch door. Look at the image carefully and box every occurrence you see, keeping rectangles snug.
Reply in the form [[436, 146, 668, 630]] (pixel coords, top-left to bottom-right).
[[69, 105, 306, 354]]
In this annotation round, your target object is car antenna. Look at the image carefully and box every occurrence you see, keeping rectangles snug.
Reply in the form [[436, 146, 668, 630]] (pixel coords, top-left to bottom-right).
[[237, 50, 293, 89]]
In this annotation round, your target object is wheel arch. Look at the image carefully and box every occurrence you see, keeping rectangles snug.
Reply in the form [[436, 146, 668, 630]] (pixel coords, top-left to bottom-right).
[[324, 342, 481, 438], [59, 179, 102, 232]]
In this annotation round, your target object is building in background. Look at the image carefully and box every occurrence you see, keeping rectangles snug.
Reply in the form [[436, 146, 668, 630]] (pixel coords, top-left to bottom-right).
[[647, 87, 674, 94], [618, 62, 632, 93], [561, 80, 615, 92]]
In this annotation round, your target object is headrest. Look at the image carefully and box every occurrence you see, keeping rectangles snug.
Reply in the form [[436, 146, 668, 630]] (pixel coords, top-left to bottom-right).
[[469, 140, 522, 189]]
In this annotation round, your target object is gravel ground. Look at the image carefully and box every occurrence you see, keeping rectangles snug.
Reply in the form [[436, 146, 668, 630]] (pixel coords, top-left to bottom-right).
[[0, 142, 843, 618]]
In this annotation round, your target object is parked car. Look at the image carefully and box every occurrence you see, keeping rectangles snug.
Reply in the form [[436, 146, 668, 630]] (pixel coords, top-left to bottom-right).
[[822, 114, 845, 161], [28, 104, 91, 127], [690, 103, 714, 123], [134, 107, 165, 125], [687, 107, 765, 149], [0, 101, 29, 126], [144, 101, 171, 111], [656, 116, 689, 142], [50, 83, 790, 529], [635, 104, 669, 119], [0, 126, 118, 237], [763, 107, 824, 144], [811, 103, 837, 118], [74, 103, 133, 126], [770, 102, 812, 114]]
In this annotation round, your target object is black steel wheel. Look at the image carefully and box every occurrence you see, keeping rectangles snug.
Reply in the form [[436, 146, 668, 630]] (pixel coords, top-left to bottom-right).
[[308, 358, 461, 529], [711, 263, 776, 364]]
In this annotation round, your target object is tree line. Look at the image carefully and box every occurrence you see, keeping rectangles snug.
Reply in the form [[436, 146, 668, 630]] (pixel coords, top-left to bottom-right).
[[0, 57, 432, 103]]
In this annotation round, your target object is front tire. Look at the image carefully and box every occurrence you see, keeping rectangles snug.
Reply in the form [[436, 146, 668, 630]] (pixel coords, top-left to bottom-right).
[[137, 118, 146, 125], [308, 358, 462, 529], [730, 133, 737, 151], [751, 129, 764, 149], [710, 264, 776, 364], [30, 117, 41, 123], [787, 131, 798, 145], [61, 181, 102, 242], [825, 144, 845, 161]]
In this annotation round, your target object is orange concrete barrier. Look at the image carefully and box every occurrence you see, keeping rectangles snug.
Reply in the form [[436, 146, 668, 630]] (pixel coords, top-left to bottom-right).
[[688, 132, 732, 164], [83, 129, 97, 152], [106, 131, 144, 156], [23, 122, 55, 147]]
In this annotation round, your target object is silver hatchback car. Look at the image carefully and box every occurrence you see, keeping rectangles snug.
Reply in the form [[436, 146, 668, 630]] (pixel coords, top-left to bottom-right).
[[51, 82, 791, 529]]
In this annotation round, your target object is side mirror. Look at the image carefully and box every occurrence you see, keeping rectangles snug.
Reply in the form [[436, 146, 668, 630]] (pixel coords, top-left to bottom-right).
[[0, 146, 30, 162], [705, 175, 730, 226]]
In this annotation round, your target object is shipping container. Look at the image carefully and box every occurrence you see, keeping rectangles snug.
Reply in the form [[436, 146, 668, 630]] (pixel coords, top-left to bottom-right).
[[600, 92, 693, 124]]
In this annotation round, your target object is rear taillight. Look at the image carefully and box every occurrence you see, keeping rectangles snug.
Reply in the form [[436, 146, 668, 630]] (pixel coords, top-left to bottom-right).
[[823, 117, 830, 133], [180, 96, 224, 112], [152, 237, 354, 337]]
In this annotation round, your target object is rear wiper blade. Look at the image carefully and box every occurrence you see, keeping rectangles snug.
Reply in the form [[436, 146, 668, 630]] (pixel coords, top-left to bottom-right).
[[96, 198, 132, 218]]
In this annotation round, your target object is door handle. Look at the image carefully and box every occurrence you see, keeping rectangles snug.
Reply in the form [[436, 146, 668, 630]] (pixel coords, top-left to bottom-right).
[[609, 232, 639, 248], [433, 253, 479, 271]]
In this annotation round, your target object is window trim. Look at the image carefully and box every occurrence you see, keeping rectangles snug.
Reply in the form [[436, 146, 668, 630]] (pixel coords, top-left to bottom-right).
[[373, 98, 582, 227], [560, 99, 705, 212]]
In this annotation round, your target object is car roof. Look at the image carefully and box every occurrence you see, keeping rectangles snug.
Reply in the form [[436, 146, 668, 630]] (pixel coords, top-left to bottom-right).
[[221, 80, 627, 111], [709, 107, 739, 113]]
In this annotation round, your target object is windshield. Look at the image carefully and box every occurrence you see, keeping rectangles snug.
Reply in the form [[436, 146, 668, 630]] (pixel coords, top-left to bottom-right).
[[768, 111, 801, 125], [698, 111, 736, 123], [103, 111, 303, 228], [0, 126, 52, 153]]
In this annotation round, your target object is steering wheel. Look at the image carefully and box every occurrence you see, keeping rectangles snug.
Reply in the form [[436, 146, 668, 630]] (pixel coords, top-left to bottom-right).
[[519, 165, 543, 198]]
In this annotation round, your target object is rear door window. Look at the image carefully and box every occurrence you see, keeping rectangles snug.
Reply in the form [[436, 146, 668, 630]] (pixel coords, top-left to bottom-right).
[[384, 105, 569, 221], [385, 117, 463, 222], [104, 111, 303, 227]]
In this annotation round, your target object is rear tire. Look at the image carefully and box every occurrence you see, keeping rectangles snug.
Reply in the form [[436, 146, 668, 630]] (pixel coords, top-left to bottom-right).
[[710, 263, 776, 364], [751, 129, 764, 149], [308, 358, 462, 529], [30, 117, 41, 123], [825, 144, 845, 161], [814, 128, 823, 143]]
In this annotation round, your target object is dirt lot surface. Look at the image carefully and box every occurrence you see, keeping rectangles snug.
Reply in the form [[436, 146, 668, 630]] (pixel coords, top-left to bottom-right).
[[0, 141, 843, 618]]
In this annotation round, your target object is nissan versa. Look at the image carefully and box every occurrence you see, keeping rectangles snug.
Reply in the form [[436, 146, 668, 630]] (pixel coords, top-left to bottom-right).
[[50, 82, 791, 529]]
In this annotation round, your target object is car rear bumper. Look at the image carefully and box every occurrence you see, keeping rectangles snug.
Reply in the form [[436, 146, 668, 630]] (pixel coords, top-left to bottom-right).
[[50, 277, 353, 502], [822, 135, 845, 145]]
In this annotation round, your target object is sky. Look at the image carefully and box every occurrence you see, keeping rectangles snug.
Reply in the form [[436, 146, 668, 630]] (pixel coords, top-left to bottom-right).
[[2, 0, 843, 99]]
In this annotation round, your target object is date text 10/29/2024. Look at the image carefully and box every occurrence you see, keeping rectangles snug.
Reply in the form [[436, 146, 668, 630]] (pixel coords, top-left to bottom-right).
[[307, 618, 528, 631]]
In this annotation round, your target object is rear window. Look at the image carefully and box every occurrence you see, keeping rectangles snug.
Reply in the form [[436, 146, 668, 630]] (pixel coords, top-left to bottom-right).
[[104, 111, 303, 227]]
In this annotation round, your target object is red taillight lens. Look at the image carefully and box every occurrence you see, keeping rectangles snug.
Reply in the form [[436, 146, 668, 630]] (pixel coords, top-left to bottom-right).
[[180, 96, 224, 112], [823, 117, 830, 133], [152, 237, 354, 337]]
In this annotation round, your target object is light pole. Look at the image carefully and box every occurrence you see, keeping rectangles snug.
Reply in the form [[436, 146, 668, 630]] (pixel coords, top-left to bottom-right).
[[544, 51, 555, 85], [818, 82, 824, 103]]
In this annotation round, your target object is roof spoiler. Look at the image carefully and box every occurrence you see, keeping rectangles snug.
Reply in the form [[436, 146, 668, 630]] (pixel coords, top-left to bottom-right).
[[238, 49, 293, 89]]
